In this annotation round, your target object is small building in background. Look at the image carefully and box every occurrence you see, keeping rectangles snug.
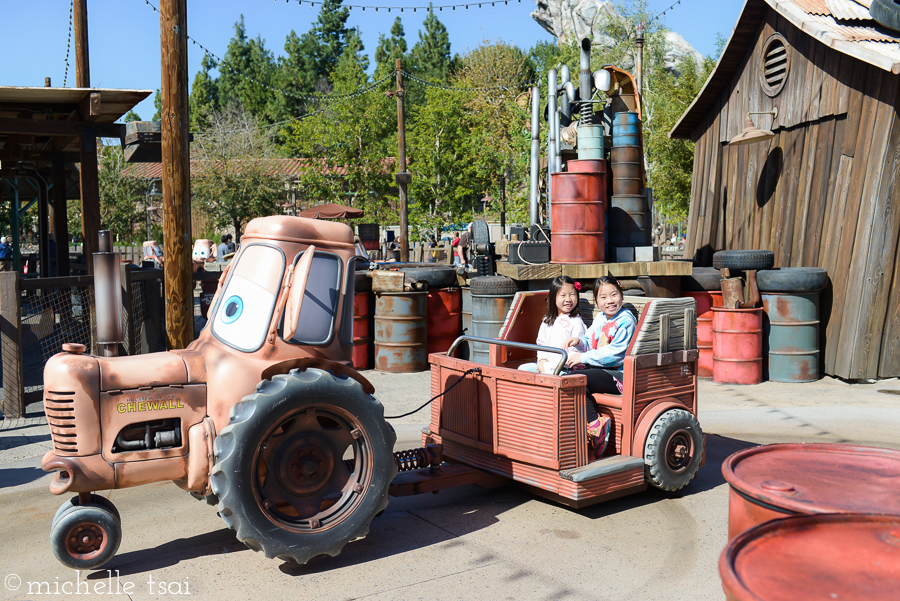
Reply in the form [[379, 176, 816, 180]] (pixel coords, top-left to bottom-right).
[[670, 0, 900, 380]]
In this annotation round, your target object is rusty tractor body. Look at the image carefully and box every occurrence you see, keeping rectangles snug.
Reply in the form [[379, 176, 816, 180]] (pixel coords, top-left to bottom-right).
[[42, 218, 704, 571], [43, 216, 399, 569]]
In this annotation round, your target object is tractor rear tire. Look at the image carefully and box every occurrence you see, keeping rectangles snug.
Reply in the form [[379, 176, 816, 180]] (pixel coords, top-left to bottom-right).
[[644, 409, 704, 492], [211, 367, 397, 564]]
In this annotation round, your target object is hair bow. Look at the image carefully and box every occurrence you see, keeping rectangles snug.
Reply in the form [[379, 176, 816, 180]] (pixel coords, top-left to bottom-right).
[[574, 281, 582, 291]]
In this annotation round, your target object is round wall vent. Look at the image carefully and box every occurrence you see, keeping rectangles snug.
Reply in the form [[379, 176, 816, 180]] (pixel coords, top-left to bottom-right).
[[761, 33, 789, 97]]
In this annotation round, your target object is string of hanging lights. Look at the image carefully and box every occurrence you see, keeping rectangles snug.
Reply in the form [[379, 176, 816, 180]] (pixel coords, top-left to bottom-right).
[[270, 0, 524, 14]]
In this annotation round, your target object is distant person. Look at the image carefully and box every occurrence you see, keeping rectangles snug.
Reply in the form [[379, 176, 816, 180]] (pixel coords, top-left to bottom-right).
[[217, 235, 229, 260], [0, 236, 11, 271], [225, 234, 236, 254], [450, 232, 461, 265], [426, 236, 438, 263], [457, 223, 473, 267]]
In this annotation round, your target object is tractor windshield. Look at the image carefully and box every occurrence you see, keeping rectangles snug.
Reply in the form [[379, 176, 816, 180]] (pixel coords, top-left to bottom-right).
[[211, 244, 285, 352]]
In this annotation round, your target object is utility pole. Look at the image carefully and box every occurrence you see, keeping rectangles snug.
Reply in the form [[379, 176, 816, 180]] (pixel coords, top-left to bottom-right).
[[74, 0, 90, 88], [160, 0, 193, 349], [388, 59, 411, 262], [73, 0, 101, 271]]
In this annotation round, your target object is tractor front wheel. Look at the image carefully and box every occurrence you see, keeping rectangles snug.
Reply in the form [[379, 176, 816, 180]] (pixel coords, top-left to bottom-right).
[[211, 367, 397, 564], [50, 504, 122, 570]]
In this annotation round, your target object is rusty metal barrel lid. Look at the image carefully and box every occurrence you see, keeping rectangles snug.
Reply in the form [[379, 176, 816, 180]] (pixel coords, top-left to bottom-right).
[[720, 513, 900, 601], [722, 443, 900, 516]]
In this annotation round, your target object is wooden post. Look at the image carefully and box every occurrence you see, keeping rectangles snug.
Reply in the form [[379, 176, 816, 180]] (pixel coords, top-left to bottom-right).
[[120, 262, 135, 356], [393, 59, 410, 263], [0, 272, 24, 418], [79, 134, 101, 273], [73, 0, 90, 88], [160, 0, 193, 349]]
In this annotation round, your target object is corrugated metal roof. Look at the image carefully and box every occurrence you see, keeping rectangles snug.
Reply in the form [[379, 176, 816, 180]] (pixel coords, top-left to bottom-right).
[[826, 0, 872, 20], [670, 0, 900, 139], [792, 0, 830, 15]]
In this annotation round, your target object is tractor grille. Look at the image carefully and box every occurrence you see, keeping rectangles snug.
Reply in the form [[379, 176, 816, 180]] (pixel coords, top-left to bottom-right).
[[45, 391, 79, 455]]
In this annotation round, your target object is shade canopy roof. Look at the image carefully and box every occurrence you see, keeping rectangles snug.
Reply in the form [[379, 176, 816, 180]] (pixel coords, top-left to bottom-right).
[[297, 202, 364, 219]]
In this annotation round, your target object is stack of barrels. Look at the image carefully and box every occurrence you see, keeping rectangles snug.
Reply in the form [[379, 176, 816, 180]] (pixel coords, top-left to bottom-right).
[[609, 112, 651, 249], [549, 159, 607, 263]]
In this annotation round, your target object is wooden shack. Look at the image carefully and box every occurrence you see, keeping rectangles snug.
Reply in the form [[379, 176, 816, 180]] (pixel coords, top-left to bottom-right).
[[669, 0, 900, 380]]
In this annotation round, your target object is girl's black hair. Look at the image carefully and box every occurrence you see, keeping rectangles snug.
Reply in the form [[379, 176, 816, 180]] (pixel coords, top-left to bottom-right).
[[545, 275, 580, 324], [593, 276, 624, 301]]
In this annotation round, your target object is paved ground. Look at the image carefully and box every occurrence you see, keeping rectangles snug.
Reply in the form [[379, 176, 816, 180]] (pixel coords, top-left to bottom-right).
[[2, 373, 899, 601]]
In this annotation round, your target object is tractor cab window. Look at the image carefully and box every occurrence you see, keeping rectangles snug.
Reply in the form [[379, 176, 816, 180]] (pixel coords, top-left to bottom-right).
[[284, 250, 342, 346], [211, 244, 285, 352]]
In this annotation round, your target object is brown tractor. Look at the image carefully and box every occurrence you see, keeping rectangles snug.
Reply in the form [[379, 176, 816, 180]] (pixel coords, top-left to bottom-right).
[[43, 216, 398, 569], [42, 216, 704, 571]]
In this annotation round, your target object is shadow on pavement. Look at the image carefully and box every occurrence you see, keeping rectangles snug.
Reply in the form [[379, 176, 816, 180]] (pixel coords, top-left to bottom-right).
[[0, 464, 50, 488], [89, 529, 249, 577]]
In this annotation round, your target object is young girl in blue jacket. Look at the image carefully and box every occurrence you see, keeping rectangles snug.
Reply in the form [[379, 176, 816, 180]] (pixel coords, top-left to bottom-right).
[[564, 276, 637, 456]]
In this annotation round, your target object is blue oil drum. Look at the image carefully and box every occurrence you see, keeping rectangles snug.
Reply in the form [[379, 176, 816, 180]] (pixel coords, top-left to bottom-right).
[[612, 112, 641, 147], [762, 292, 821, 382]]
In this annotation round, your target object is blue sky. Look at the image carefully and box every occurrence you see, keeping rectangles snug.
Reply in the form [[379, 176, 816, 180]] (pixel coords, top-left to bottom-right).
[[0, 0, 743, 120]]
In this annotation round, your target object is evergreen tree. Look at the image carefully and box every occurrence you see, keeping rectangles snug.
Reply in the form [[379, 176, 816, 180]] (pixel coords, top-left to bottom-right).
[[216, 16, 278, 121], [410, 5, 452, 83], [374, 17, 408, 80], [314, 0, 351, 76], [152, 89, 161, 121], [189, 53, 220, 130], [122, 110, 141, 123], [332, 29, 369, 93]]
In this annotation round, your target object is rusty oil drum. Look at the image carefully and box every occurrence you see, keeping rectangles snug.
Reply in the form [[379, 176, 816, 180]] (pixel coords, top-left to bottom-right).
[[352, 291, 370, 369], [611, 146, 642, 196], [720, 513, 900, 601], [374, 291, 428, 372], [685, 290, 723, 378], [722, 443, 900, 541], [608, 194, 651, 247], [426, 287, 462, 355], [712, 307, 763, 385], [549, 159, 606, 264], [762, 292, 821, 382]]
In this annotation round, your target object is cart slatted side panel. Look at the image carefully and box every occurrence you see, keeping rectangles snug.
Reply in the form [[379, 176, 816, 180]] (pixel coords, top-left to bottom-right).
[[558, 387, 588, 470], [632, 362, 695, 428], [497, 379, 558, 468], [438, 368, 491, 446]]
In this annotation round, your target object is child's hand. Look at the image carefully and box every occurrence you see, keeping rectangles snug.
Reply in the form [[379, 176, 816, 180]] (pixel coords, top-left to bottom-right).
[[563, 336, 580, 349], [536, 358, 548, 373], [565, 351, 582, 368]]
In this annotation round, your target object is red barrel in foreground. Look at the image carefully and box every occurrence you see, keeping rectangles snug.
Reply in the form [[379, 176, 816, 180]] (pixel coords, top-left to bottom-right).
[[712, 307, 763, 385], [720, 514, 900, 601], [685, 290, 723, 378], [722, 443, 900, 541]]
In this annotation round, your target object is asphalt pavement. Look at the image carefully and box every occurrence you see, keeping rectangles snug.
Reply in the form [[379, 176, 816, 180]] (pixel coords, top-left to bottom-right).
[[2, 372, 899, 601]]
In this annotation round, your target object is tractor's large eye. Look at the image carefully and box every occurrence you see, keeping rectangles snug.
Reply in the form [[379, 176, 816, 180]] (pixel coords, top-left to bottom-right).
[[221, 295, 243, 324]]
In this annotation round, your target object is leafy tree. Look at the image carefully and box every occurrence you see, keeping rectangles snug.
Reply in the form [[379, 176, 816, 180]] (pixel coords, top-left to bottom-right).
[[216, 16, 278, 121], [332, 29, 369, 92], [189, 53, 219, 130], [410, 5, 452, 83], [152, 89, 161, 121], [645, 53, 714, 220], [375, 17, 408, 80], [97, 144, 150, 242], [121, 110, 141, 123], [191, 106, 287, 236]]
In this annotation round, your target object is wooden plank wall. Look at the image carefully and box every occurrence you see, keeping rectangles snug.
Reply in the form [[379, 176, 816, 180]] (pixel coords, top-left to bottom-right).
[[684, 7, 900, 379]]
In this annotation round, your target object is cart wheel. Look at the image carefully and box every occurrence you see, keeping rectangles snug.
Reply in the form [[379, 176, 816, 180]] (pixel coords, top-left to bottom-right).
[[52, 494, 121, 528], [644, 409, 704, 491], [211, 367, 397, 564], [51, 505, 122, 570]]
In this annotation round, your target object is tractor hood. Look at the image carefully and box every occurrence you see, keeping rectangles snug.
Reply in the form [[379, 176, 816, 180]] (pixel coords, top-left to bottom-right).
[[96, 352, 189, 391]]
